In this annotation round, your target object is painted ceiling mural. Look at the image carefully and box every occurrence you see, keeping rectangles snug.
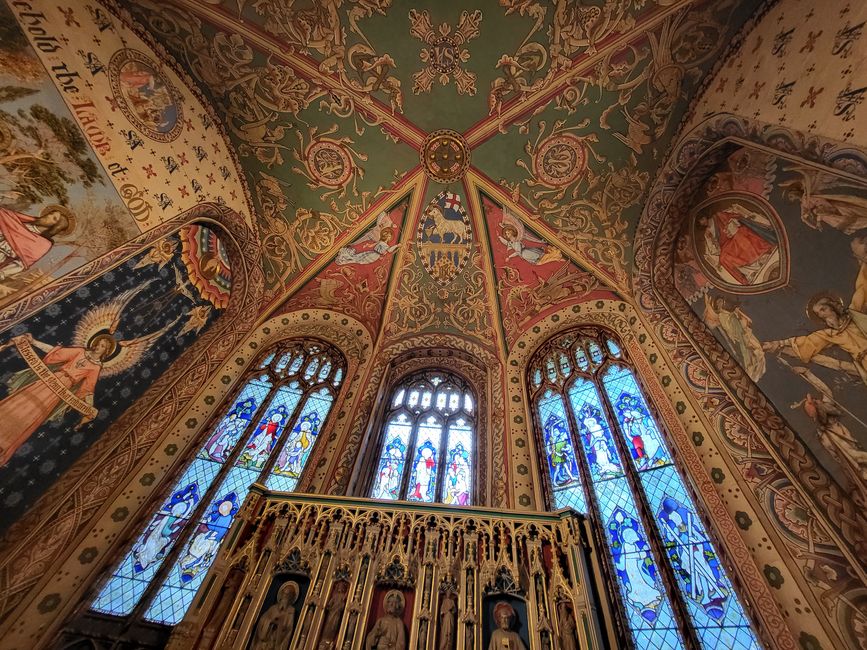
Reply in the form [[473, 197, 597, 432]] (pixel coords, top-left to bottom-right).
[[119, 0, 764, 353], [674, 145, 867, 515]]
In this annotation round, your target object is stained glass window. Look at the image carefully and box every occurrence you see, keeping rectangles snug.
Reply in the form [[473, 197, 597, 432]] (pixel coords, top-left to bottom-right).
[[369, 370, 475, 505], [91, 340, 345, 626], [529, 329, 760, 650]]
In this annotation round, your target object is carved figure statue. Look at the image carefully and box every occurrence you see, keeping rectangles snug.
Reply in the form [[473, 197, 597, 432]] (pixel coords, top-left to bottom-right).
[[438, 594, 456, 650], [365, 589, 406, 650], [251, 580, 299, 650], [487, 601, 527, 650], [318, 581, 349, 648], [557, 601, 578, 650]]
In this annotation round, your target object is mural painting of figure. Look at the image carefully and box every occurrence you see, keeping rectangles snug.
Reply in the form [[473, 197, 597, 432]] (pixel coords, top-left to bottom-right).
[[763, 237, 867, 386], [0, 281, 178, 466], [336, 211, 400, 266], [703, 294, 766, 382], [781, 166, 867, 235], [498, 210, 563, 267], [696, 200, 780, 287], [0, 205, 75, 281]]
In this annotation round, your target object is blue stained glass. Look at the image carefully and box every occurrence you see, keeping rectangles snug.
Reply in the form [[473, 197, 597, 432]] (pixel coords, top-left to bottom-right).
[[588, 341, 604, 365], [288, 354, 304, 374], [236, 383, 303, 470], [407, 416, 442, 503], [318, 360, 332, 382], [90, 457, 220, 616], [332, 367, 343, 387], [575, 346, 590, 371], [259, 352, 275, 368], [532, 365, 542, 387], [558, 351, 571, 377], [303, 357, 320, 380], [267, 388, 335, 492], [602, 365, 671, 471], [371, 413, 412, 500], [198, 378, 270, 463], [606, 338, 622, 358], [545, 356, 558, 383], [443, 418, 472, 506], [537, 391, 585, 512], [568, 379, 624, 482]]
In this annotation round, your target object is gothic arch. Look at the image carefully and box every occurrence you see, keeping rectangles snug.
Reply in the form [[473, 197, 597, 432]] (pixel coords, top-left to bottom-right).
[[633, 113, 867, 650], [0, 202, 263, 646]]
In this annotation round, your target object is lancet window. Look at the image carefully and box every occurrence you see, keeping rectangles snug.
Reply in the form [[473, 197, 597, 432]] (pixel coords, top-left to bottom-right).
[[90, 339, 345, 626], [369, 369, 475, 505], [528, 328, 759, 650]]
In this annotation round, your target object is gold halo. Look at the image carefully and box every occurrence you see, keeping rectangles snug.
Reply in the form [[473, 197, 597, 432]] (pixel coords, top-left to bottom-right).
[[806, 292, 845, 325], [88, 333, 118, 359], [278, 580, 299, 604], [39, 204, 77, 237]]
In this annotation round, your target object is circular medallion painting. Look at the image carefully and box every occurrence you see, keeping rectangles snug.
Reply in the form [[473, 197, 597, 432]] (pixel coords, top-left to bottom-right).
[[690, 192, 789, 294], [305, 140, 353, 188], [108, 49, 183, 142], [533, 134, 587, 187], [421, 130, 470, 184]]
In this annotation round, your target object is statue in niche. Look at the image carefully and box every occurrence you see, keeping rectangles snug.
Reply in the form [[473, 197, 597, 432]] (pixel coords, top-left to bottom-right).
[[487, 601, 527, 650], [365, 589, 407, 650], [556, 601, 578, 650], [318, 581, 349, 649], [251, 580, 299, 650], [438, 594, 456, 650]]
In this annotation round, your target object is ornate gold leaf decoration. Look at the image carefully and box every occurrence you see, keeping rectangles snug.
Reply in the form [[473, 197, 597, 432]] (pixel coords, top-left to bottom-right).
[[409, 9, 482, 96]]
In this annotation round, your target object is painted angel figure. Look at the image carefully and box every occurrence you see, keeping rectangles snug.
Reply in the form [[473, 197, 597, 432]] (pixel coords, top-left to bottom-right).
[[781, 165, 867, 235], [335, 211, 400, 266], [498, 210, 563, 266], [0, 280, 180, 466]]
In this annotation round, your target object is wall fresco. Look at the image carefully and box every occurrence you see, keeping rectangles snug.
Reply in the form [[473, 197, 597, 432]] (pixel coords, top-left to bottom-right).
[[674, 146, 867, 512], [0, 0, 139, 307], [0, 224, 229, 530]]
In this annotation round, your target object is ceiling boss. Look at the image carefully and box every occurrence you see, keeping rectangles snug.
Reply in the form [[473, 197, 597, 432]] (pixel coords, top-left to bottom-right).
[[421, 130, 470, 184]]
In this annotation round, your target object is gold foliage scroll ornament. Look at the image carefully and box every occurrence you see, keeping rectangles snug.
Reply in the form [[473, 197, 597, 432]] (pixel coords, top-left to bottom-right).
[[292, 125, 367, 200], [409, 9, 482, 96], [256, 173, 344, 286], [490, 0, 641, 117]]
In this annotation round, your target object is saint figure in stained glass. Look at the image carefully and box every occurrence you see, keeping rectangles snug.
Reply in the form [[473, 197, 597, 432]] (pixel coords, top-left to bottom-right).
[[133, 483, 199, 573], [179, 491, 239, 583], [409, 441, 437, 501], [239, 405, 288, 469], [658, 496, 730, 622], [544, 413, 580, 487], [613, 393, 667, 470], [444, 443, 471, 505], [608, 508, 663, 624], [202, 398, 256, 462], [274, 412, 320, 478], [373, 436, 407, 500], [577, 405, 621, 479]]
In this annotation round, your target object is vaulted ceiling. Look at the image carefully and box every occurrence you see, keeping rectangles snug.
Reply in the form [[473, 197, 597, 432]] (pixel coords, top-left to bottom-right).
[[124, 0, 762, 356]]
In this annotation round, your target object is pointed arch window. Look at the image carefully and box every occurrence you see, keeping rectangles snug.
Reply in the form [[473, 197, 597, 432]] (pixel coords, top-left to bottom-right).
[[370, 370, 475, 505], [529, 328, 759, 650], [91, 339, 345, 626]]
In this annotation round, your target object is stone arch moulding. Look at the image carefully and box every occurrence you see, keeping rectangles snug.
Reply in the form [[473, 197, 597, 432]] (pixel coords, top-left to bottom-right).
[[326, 333, 508, 508], [633, 113, 867, 650], [0, 202, 263, 648], [505, 297, 801, 650], [345, 347, 491, 507]]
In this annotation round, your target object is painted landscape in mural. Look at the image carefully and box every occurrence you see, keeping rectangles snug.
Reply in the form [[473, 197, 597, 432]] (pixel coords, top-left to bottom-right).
[[675, 146, 867, 508], [0, 1, 139, 307], [0, 225, 230, 530]]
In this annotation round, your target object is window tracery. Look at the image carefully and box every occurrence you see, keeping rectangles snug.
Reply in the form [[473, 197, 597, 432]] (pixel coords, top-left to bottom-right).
[[91, 339, 345, 626], [528, 327, 759, 650], [370, 369, 475, 505]]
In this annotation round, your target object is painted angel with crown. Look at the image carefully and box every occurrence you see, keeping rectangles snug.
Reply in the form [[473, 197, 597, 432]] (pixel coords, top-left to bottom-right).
[[0, 280, 179, 465]]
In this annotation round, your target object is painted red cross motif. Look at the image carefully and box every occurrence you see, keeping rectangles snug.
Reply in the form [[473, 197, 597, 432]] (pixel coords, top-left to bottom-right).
[[443, 193, 461, 210]]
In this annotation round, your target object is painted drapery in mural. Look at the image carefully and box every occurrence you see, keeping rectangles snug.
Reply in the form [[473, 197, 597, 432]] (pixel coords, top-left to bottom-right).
[[0, 1, 139, 307], [674, 146, 867, 511], [0, 224, 231, 530]]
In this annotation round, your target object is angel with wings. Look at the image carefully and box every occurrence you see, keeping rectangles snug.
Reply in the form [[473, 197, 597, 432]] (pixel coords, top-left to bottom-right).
[[780, 165, 867, 235], [0, 280, 180, 465], [335, 211, 400, 266], [498, 209, 563, 266]]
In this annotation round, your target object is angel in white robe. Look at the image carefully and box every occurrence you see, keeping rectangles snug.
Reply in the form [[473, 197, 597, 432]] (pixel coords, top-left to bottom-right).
[[498, 210, 563, 266], [336, 211, 400, 265]]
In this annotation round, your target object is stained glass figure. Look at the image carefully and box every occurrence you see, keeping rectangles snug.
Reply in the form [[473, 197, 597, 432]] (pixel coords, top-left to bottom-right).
[[603, 366, 670, 470], [529, 329, 759, 650], [370, 370, 475, 505], [94, 340, 345, 626]]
